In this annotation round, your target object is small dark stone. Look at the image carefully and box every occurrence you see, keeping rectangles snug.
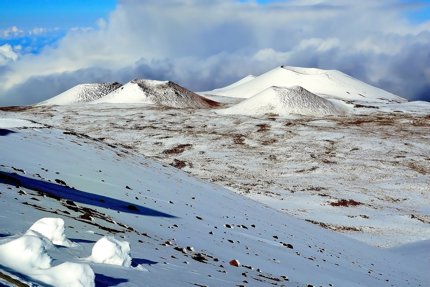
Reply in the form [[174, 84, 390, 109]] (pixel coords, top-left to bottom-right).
[[283, 243, 294, 249]]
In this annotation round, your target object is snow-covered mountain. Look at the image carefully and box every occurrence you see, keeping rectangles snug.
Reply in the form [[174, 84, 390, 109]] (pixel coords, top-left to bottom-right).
[[218, 86, 349, 116], [205, 66, 406, 104], [207, 75, 256, 94], [94, 79, 219, 108], [0, 118, 428, 286], [38, 83, 122, 105]]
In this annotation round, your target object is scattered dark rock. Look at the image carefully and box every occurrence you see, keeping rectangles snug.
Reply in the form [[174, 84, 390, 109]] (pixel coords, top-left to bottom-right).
[[282, 243, 294, 249], [330, 199, 362, 207], [171, 159, 186, 169], [192, 253, 208, 263], [55, 179, 67, 186], [163, 144, 192, 155]]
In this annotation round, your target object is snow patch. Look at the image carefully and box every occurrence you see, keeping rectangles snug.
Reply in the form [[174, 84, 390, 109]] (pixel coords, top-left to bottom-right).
[[0, 118, 42, 128], [88, 236, 131, 267]]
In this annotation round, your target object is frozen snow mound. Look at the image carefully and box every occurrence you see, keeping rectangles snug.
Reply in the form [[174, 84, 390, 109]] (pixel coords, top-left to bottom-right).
[[94, 79, 220, 108], [218, 86, 349, 117], [37, 82, 122, 105], [27, 217, 74, 247], [0, 232, 94, 287], [88, 236, 131, 267], [209, 66, 406, 104]]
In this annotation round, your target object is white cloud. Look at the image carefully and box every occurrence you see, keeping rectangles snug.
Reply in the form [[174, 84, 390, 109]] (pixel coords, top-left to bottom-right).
[[0, 26, 24, 38], [0, 44, 19, 65], [0, 0, 430, 105]]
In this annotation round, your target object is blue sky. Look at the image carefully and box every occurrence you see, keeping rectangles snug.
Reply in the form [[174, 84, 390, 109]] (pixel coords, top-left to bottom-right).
[[0, 0, 430, 105], [0, 0, 117, 30]]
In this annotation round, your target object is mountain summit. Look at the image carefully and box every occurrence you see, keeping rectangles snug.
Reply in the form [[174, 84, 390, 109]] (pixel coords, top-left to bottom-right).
[[206, 66, 406, 104], [94, 79, 219, 108]]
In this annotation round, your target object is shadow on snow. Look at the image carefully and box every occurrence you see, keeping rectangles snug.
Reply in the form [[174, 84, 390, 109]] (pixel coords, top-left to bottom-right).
[[0, 129, 16, 136], [0, 171, 176, 218], [131, 258, 158, 266], [95, 274, 128, 287]]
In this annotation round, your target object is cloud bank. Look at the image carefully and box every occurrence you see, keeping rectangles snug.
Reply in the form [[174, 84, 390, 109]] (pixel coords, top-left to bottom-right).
[[1, 0, 430, 105]]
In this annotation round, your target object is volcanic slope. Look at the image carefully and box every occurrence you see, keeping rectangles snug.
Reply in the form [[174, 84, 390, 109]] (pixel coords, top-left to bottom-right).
[[206, 66, 406, 104], [94, 79, 219, 108], [0, 118, 428, 286], [38, 82, 122, 105], [218, 85, 349, 116]]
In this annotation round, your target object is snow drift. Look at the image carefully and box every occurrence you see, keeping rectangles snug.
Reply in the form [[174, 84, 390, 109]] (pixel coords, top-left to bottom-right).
[[88, 236, 131, 267], [28, 217, 74, 247], [207, 66, 406, 104], [94, 79, 219, 108], [0, 218, 95, 287], [38, 82, 122, 105], [218, 86, 349, 117]]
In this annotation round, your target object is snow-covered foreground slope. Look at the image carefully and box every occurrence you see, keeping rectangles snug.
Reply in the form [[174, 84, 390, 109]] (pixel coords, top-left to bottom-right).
[[38, 83, 122, 105], [94, 79, 219, 108], [1, 119, 428, 286], [9, 104, 429, 247], [218, 86, 350, 116], [205, 66, 406, 105]]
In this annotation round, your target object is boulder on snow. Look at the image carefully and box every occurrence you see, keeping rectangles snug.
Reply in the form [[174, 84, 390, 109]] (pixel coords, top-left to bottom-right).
[[229, 259, 241, 267]]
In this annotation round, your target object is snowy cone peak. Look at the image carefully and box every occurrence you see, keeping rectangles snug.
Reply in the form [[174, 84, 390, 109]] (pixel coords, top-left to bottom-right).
[[95, 79, 219, 108], [207, 65, 406, 104], [218, 85, 349, 117], [38, 82, 121, 105]]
